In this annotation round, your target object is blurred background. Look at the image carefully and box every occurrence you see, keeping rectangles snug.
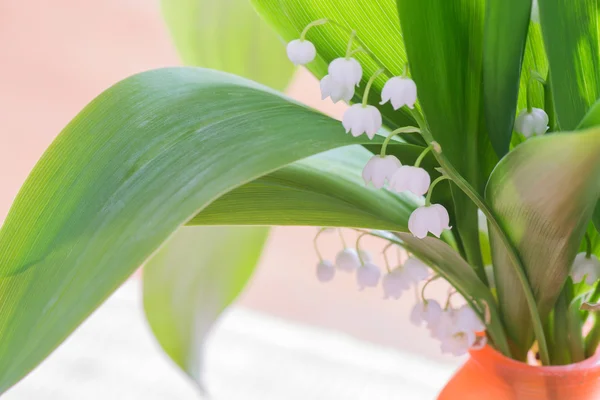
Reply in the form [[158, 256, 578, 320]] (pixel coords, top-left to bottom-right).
[[0, 0, 460, 398]]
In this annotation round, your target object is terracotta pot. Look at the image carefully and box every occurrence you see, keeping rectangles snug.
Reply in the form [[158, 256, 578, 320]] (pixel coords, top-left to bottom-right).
[[437, 345, 600, 400]]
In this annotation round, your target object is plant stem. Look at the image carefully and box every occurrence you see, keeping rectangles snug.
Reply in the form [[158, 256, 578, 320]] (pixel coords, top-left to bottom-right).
[[313, 228, 328, 261], [414, 146, 432, 168], [420, 274, 441, 301], [362, 69, 385, 107], [586, 233, 593, 258], [408, 109, 551, 365], [425, 176, 451, 206], [379, 126, 421, 157], [300, 18, 329, 41], [585, 315, 600, 358], [345, 30, 356, 58], [553, 290, 571, 365]]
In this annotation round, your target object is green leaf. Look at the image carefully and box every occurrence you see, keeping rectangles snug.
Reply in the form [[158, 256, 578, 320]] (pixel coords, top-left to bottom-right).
[[162, 0, 294, 90], [483, 0, 532, 157], [391, 233, 511, 357], [143, 225, 269, 388], [251, 0, 422, 144], [486, 127, 600, 355], [538, 0, 600, 130], [516, 22, 548, 115], [189, 146, 418, 230], [0, 67, 390, 392], [396, 0, 495, 279]]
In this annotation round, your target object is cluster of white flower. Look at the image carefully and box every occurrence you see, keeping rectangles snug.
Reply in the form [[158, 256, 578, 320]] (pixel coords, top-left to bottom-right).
[[411, 300, 487, 356], [286, 22, 451, 240], [314, 228, 487, 356]]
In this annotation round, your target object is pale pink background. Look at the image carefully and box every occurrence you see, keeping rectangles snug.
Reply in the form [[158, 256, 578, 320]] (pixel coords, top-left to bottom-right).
[[0, 0, 454, 364]]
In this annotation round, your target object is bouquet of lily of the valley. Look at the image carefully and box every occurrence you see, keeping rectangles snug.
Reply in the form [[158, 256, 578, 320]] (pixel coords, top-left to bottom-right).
[[2, 0, 600, 397]]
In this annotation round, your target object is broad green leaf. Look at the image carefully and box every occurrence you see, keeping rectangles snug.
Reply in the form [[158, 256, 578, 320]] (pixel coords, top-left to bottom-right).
[[516, 22, 548, 116], [162, 0, 294, 90], [486, 127, 600, 355], [392, 233, 511, 357], [143, 226, 269, 388], [483, 0, 532, 157], [190, 146, 418, 230], [396, 0, 494, 278], [250, 0, 423, 144], [0, 67, 391, 392], [538, 0, 600, 130]]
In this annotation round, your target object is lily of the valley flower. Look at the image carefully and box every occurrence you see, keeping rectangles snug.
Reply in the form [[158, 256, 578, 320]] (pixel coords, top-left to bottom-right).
[[382, 257, 429, 299], [389, 166, 431, 196], [514, 108, 549, 138], [356, 262, 381, 289], [320, 75, 355, 103], [430, 305, 486, 356], [328, 57, 363, 87], [440, 327, 477, 356], [316, 260, 336, 282], [408, 204, 451, 239], [335, 248, 362, 272], [380, 76, 417, 110], [571, 252, 600, 285], [410, 299, 443, 328], [286, 39, 317, 65], [342, 104, 383, 139], [362, 155, 401, 188]]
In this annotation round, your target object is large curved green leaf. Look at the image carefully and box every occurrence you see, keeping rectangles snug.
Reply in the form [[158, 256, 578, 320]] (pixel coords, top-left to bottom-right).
[[161, 0, 294, 90], [143, 225, 269, 389], [486, 127, 600, 355], [0, 67, 402, 392], [483, 0, 532, 157], [190, 146, 417, 229], [250, 0, 422, 144], [538, 0, 600, 130]]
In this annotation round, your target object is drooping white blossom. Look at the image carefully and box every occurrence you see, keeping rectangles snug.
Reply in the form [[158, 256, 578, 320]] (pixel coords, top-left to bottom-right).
[[356, 262, 381, 289], [389, 166, 431, 196], [454, 304, 485, 332], [410, 300, 443, 329], [335, 248, 362, 272], [383, 258, 428, 299], [286, 39, 317, 65], [571, 252, 600, 285], [408, 204, 451, 239], [514, 108, 549, 138], [342, 104, 382, 139], [430, 305, 486, 356], [316, 260, 336, 282], [380, 77, 417, 110], [320, 75, 355, 103], [362, 155, 401, 189], [440, 327, 477, 357], [328, 57, 363, 87]]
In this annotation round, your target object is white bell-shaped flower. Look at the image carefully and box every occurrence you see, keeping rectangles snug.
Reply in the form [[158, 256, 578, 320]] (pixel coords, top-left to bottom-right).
[[342, 104, 382, 139], [389, 166, 431, 196], [408, 204, 451, 239], [320, 75, 355, 103], [380, 77, 417, 110], [410, 299, 443, 328], [356, 262, 381, 289], [571, 253, 600, 285], [362, 155, 401, 189], [286, 39, 317, 65], [514, 108, 549, 138], [430, 308, 456, 339], [454, 304, 485, 332], [335, 248, 362, 272], [383, 259, 428, 299], [316, 260, 336, 282], [328, 57, 363, 87], [440, 328, 477, 357]]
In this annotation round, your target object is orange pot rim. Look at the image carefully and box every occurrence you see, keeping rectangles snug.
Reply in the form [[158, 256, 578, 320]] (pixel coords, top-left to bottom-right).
[[470, 345, 600, 376]]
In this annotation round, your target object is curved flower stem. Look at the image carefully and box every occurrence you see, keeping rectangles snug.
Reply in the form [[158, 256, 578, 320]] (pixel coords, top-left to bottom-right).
[[586, 232, 593, 258], [337, 228, 347, 248], [382, 242, 394, 273], [355, 232, 368, 265], [379, 126, 421, 156], [300, 18, 329, 40], [362, 68, 385, 106], [347, 47, 364, 58], [414, 146, 432, 168], [407, 108, 550, 365], [425, 176, 451, 206], [313, 228, 328, 261], [420, 274, 441, 302], [345, 30, 357, 58]]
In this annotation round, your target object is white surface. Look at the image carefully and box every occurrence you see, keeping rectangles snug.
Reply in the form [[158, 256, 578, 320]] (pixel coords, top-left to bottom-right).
[[4, 280, 458, 399]]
